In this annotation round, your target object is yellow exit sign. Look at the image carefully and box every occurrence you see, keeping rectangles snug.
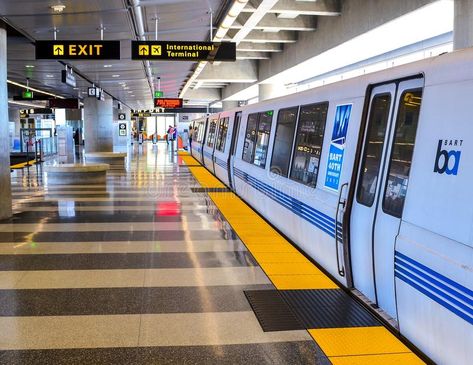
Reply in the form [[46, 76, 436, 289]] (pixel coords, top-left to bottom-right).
[[36, 41, 121, 60]]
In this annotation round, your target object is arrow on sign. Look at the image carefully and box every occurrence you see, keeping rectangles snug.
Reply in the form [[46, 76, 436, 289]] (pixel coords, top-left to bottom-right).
[[139, 45, 149, 56], [53, 45, 64, 56]]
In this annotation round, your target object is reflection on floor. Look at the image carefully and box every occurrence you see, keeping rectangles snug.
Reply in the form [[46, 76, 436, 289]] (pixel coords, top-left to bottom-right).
[[0, 143, 324, 364]]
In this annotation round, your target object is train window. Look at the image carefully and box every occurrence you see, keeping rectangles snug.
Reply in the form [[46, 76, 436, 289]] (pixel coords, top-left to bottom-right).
[[253, 111, 274, 168], [271, 107, 298, 176], [195, 121, 204, 143], [290, 102, 328, 187], [356, 94, 392, 206], [382, 89, 422, 218], [206, 119, 218, 148], [194, 122, 203, 143], [242, 113, 258, 163], [215, 117, 229, 152]]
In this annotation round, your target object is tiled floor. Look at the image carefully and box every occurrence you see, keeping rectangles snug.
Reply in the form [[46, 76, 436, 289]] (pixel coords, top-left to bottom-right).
[[0, 143, 324, 364]]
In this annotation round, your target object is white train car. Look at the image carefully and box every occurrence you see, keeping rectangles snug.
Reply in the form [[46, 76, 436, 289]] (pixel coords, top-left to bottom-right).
[[191, 48, 473, 365]]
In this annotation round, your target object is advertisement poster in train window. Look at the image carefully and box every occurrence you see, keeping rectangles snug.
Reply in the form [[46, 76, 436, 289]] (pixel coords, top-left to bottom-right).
[[324, 104, 352, 191]]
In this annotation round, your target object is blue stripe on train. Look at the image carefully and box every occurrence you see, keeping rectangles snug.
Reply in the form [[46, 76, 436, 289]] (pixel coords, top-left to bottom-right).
[[395, 251, 473, 325], [233, 167, 337, 238]]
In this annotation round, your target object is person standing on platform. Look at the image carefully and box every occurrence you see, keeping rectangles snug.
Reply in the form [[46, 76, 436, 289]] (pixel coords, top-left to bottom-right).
[[188, 126, 193, 150], [166, 125, 173, 147]]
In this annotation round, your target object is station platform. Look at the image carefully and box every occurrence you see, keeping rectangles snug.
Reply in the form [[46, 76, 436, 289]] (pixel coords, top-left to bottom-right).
[[0, 143, 426, 364]]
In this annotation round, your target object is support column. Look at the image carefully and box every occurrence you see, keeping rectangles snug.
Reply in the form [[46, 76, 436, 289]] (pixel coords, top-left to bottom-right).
[[0, 22, 12, 219], [83, 96, 113, 153], [454, 0, 473, 50], [222, 100, 239, 110], [258, 83, 285, 102]]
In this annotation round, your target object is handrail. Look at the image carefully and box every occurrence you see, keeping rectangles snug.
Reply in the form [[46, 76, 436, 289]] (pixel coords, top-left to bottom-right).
[[335, 182, 348, 277]]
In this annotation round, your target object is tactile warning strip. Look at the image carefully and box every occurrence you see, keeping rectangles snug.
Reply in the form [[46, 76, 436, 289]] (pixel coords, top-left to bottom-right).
[[179, 152, 427, 364], [279, 289, 381, 329], [244, 290, 305, 332]]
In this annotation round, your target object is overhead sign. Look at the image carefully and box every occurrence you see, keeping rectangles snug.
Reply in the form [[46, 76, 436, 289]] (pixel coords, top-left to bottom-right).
[[119, 122, 127, 136], [118, 113, 126, 121], [154, 91, 164, 98], [61, 70, 77, 87], [87, 87, 96, 97], [154, 98, 183, 109], [324, 104, 352, 191], [49, 98, 80, 109], [132, 112, 152, 118], [131, 41, 236, 62], [26, 108, 54, 115], [35, 41, 121, 60]]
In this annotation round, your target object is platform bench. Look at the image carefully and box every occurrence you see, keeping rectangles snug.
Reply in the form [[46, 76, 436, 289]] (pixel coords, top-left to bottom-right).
[[45, 163, 110, 185]]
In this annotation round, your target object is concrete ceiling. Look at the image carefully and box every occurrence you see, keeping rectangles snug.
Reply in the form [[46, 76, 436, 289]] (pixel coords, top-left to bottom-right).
[[0, 0, 342, 109], [1, 0, 228, 109], [182, 0, 342, 104]]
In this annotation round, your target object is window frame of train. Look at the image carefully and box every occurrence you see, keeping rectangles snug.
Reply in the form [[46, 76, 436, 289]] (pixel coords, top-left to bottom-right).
[[215, 117, 229, 152], [381, 88, 423, 218], [206, 119, 218, 148], [270, 106, 299, 177], [356, 93, 392, 207], [242, 110, 274, 168], [289, 102, 329, 188]]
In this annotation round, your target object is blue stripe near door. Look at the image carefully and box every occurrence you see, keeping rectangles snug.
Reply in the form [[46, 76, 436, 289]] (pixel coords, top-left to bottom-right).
[[234, 167, 337, 239], [395, 251, 473, 325]]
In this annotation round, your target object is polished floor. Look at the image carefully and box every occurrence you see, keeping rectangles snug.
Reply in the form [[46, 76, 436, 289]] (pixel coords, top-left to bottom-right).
[[0, 143, 324, 364]]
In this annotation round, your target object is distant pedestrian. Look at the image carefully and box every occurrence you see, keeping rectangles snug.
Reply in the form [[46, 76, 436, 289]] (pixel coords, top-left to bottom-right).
[[188, 126, 193, 150]]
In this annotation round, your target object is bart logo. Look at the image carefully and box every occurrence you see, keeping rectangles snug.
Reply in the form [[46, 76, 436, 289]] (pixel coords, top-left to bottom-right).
[[53, 45, 64, 56], [151, 45, 161, 56], [139, 45, 149, 56]]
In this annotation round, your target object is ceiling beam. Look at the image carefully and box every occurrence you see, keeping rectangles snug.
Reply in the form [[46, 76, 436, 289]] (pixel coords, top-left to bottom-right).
[[237, 42, 282, 52], [236, 51, 270, 59], [231, 0, 280, 44], [233, 13, 317, 31], [226, 29, 297, 43], [242, 0, 341, 16]]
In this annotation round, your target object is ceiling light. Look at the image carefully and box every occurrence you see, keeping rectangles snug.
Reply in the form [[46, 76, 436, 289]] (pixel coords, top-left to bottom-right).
[[46, 74, 54, 78], [25, 65, 35, 68], [7, 80, 65, 99], [112, 74, 120, 78], [51, 4, 66, 13], [123, 87, 130, 90], [104, 64, 112, 68], [73, 87, 79, 90]]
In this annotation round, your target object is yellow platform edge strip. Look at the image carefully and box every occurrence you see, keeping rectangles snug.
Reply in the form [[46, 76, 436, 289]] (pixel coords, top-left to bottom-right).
[[181, 153, 425, 364], [10, 160, 36, 169]]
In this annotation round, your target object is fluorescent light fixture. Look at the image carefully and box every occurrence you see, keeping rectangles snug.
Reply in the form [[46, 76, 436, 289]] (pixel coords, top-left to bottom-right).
[[25, 65, 35, 68], [104, 64, 112, 68], [46, 74, 54, 78], [7, 80, 65, 99], [112, 74, 120, 77]]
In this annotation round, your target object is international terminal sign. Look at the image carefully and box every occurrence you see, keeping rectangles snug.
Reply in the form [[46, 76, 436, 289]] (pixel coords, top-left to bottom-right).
[[131, 41, 236, 62], [35, 41, 121, 60]]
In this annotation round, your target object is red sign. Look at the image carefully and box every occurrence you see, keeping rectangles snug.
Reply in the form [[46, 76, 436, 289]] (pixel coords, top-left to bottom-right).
[[154, 98, 183, 109]]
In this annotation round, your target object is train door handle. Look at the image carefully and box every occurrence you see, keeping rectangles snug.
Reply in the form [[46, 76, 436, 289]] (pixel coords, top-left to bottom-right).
[[335, 183, 348, 277]]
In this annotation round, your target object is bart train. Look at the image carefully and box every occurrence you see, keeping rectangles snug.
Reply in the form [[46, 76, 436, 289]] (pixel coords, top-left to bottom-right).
[[190, 48, 472, 365]]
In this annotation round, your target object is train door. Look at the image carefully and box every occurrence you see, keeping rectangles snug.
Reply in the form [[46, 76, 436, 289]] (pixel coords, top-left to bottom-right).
[[228, 111, 242, 190], [349, 78, 423, 320]]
